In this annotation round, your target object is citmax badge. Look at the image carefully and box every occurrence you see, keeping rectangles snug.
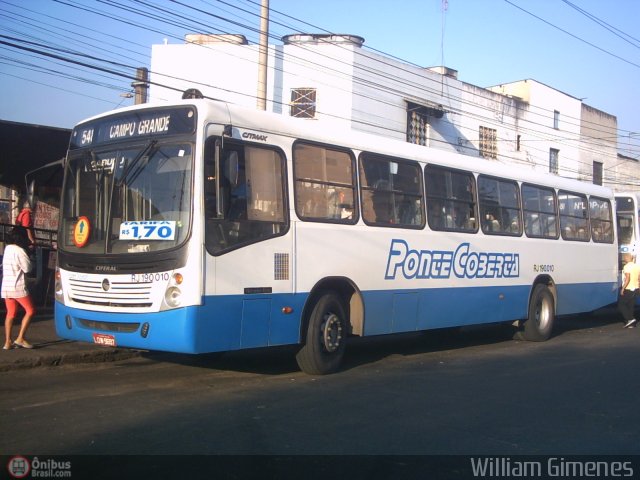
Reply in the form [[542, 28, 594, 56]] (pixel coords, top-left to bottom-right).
[[73, 216, 91, 247]]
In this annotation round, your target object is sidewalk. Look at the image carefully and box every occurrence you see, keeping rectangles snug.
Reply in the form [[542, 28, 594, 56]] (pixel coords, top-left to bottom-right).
[[0, 310, 141, 372]]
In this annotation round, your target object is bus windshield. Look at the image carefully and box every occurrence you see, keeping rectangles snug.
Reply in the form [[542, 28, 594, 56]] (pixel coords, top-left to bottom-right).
[[60, 142, 193, 254], [617, 213, 635, 246]]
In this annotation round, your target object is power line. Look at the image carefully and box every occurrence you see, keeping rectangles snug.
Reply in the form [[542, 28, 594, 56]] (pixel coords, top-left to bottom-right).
[[0, 0, 638, 181], [4, 0, 634, 143], [560, 0, 640, 49], [504, 0, 640, 69]]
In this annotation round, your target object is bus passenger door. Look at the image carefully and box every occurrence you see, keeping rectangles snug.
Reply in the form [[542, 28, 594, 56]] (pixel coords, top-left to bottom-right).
[[202, 137, 295, 351]]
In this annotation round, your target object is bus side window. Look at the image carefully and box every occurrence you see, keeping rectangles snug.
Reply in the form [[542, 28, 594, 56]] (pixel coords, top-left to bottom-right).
[[204, 139, 288, 255], [559, 191, 589, 242], [523, 183, 558, 239], [425, 165, 476, 233], [359, 153, 424, 228], [293, 143, 357, 224], [589, 196, 614, 244], [478, 175, 521, 236]]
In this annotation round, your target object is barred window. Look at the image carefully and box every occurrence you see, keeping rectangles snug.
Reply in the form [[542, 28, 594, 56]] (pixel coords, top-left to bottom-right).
[[407, 109, 429, 146], [290, 88, 317, 118], [406, 102, 443, 146], [479, 126, 497, 159], [549, 148, 559, 174]]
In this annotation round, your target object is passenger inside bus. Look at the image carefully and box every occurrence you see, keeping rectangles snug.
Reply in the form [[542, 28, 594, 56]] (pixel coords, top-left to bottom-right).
[[371, 180, 393, 223], [482, 213, 500, 232]]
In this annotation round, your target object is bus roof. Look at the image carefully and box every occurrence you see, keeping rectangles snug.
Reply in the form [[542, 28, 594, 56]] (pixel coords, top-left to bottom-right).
[[76, 98, 615, 199]]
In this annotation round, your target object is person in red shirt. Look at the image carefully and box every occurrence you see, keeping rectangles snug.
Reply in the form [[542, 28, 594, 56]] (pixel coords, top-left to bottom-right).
[[15, 200, 35, 246]]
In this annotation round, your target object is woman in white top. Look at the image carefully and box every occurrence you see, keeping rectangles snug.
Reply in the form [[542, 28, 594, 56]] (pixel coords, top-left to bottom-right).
[[2, 226, 35, 349]]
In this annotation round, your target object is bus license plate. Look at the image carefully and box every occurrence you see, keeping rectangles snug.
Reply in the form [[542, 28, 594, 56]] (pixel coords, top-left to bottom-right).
[[92, 333, 116, 347]]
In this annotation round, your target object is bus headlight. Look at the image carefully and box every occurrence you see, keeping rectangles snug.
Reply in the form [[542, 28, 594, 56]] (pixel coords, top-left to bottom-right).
[[164, 286, 182, 308], [54, 268, 65, 304]]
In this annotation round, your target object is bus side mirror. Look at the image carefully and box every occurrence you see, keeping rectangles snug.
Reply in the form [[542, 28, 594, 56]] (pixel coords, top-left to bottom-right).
[[26, 179, 36, 208], [226, 152, 239, 188]]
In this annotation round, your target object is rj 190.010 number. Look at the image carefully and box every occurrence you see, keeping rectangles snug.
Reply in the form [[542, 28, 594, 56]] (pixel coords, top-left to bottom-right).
[[131, 272, 170, 283]]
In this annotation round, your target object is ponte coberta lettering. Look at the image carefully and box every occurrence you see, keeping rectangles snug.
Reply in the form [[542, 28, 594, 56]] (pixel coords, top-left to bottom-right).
[[385, 239, 519, 280]]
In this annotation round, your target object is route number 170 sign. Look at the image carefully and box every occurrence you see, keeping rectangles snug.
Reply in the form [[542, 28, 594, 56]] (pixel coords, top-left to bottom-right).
[[119, 221, 176, 241]]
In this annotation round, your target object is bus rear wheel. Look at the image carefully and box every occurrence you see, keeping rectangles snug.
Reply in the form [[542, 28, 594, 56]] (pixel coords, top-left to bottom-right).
[[296, 292, 347, 375], [523, 284, 555, 341]]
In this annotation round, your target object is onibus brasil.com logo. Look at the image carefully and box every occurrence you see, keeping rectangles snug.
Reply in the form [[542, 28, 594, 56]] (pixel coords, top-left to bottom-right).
[[7, 456, 72, 478]]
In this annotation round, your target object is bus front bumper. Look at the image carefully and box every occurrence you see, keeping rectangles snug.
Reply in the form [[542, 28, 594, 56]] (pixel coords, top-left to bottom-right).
[[54, 302, 202, 353]]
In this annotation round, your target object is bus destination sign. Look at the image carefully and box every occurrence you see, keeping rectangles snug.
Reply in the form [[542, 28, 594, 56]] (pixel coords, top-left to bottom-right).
[[70, 106, 196, 149]]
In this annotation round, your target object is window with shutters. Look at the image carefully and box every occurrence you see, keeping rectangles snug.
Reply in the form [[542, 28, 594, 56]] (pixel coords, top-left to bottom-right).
[[290, 88, 317, 118]]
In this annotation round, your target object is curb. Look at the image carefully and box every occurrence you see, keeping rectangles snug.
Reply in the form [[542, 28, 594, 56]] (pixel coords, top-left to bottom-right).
[[0, 347, 142, 372]]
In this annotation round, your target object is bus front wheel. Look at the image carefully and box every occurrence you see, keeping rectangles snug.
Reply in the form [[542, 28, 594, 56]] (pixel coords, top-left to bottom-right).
[[296, 292, 347, 375], [523, 284, 555, 341]]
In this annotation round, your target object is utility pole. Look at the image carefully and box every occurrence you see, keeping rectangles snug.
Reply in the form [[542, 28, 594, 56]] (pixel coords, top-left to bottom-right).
[[132, 67, 149, 105], [256, 0, 269, 110]]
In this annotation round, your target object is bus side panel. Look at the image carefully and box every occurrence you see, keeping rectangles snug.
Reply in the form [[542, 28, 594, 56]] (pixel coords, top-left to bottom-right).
[[415, 284, 530, 330], [197, 293, 305, 350], [362, 284, 530, 336], [555, 281, 617, 315], [204, 234, 298, 349]]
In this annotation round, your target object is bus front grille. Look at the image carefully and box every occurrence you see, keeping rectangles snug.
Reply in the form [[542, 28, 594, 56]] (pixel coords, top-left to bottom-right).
[[68, 278, 153, 308], [79, 319, 141, 332]]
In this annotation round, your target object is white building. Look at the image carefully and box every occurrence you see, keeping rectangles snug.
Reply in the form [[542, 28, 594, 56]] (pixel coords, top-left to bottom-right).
[[149, 33, 637, 191]]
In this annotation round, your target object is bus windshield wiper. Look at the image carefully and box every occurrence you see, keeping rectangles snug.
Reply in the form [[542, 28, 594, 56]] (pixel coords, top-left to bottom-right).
[[117, 140, 157, 187]]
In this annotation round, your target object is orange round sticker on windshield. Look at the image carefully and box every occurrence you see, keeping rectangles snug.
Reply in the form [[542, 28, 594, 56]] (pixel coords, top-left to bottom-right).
[[73, 216, 91, 247]]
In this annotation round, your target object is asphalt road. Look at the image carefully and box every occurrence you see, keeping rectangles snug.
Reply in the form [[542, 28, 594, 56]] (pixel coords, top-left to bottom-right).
[[2, 310, 639, 461]]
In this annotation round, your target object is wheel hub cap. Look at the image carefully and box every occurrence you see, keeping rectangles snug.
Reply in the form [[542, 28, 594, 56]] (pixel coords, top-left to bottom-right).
[[322, 313, 342, 353]]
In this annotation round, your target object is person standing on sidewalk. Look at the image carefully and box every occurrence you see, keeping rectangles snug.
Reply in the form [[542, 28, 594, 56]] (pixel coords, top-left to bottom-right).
[[2, 226, 35, 349], [618, 252, 640, 329]]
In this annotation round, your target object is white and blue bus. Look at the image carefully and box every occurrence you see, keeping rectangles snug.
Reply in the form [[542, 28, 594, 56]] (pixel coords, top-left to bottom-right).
[[54, 98, 618, 374]]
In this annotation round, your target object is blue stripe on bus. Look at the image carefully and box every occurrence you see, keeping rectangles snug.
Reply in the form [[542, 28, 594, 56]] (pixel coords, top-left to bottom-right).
[[361, 282, 616, 336], [362, 285, 529, 335], [55, 281, 616, 354], [555, 282, 618, 314]]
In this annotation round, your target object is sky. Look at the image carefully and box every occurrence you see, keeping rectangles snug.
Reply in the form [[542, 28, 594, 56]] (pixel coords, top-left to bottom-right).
[[1, 0, 639, 157]]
